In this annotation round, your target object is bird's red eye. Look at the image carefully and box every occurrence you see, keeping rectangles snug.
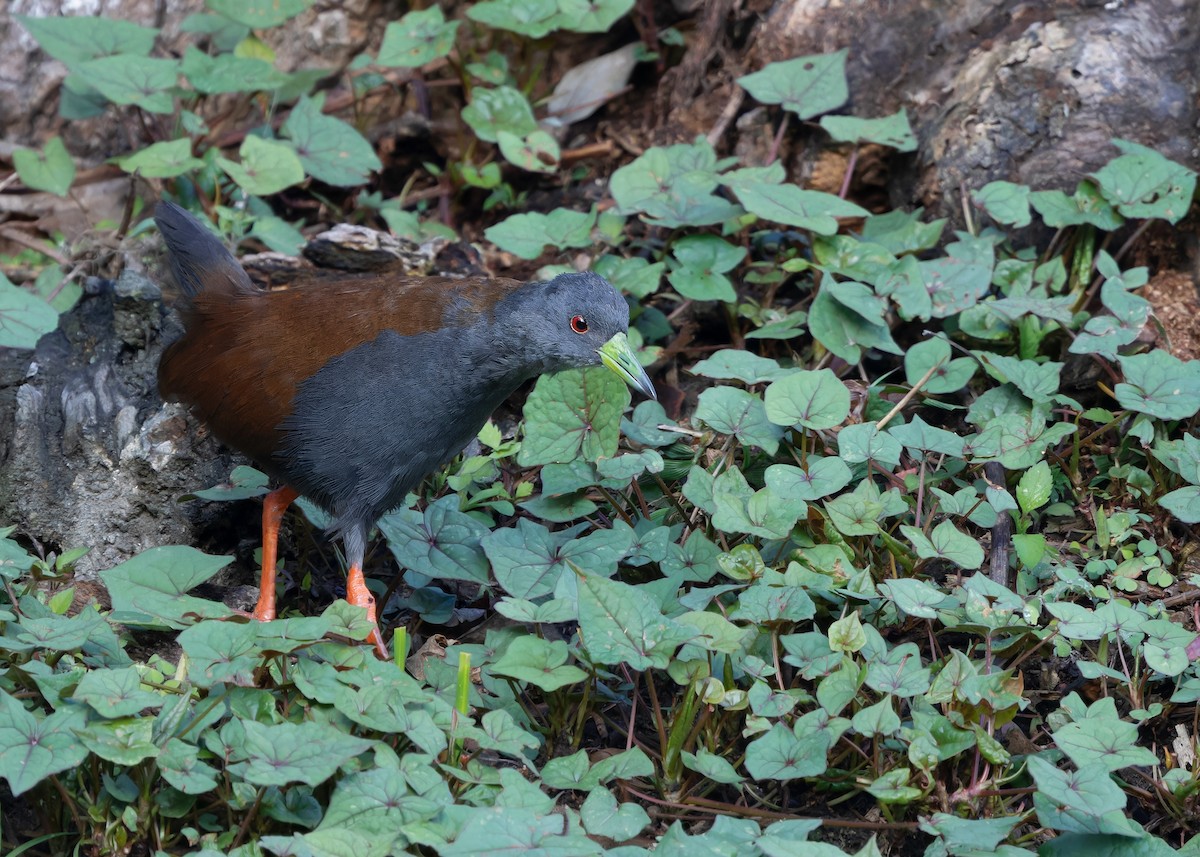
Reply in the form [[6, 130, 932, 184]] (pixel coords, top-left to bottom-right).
[[570, 315, 588, 334]]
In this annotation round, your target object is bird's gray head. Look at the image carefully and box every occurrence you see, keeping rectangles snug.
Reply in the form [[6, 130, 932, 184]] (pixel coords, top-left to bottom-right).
[[496, 272, 655, 398]]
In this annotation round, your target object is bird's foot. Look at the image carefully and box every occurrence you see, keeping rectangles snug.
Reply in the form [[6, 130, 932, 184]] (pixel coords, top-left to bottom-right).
[[367, 626, 390, 660], [347, 563, 389, 659]]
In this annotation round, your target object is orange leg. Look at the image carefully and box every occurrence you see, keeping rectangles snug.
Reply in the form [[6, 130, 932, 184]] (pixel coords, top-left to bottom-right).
[[346, 562, 389, 658], [254, 485, 300, 622]]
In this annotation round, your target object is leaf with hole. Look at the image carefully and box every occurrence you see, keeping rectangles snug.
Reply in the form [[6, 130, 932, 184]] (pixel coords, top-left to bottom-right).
[[1092, 139, 1197, 224], [283, 94, 381, 186], [738, 51, 849, 119], [1030, 183, 1124, 230], [461, 86, 538, 142], [497, 129, 560, 173], [377, 6, 459, 68]]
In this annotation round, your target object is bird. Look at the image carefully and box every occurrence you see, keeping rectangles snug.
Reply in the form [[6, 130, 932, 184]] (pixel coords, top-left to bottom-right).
[[154, 200, 656, 655]]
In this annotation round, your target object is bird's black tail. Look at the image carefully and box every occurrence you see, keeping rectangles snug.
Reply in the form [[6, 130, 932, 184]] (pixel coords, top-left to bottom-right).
[[155, 201, 255, 302]]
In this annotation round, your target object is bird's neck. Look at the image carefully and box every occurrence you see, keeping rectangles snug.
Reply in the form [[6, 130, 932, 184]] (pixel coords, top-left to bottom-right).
[[464, 335, 542, 391]]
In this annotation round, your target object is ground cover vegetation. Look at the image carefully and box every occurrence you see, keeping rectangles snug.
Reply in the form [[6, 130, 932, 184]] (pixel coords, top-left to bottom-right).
[[2, 2, 1199, 855]]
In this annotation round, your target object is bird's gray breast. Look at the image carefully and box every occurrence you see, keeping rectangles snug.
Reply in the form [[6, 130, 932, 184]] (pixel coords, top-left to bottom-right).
[[277, 327, 518, 526]]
